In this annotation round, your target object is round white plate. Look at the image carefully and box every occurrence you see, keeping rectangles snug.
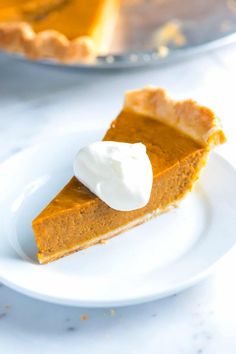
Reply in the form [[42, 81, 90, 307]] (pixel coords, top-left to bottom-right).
[[0, 130, 235, 307]]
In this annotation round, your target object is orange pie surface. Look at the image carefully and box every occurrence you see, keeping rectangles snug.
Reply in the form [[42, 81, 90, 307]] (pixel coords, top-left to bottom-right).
[[0, 1, 110, 37], [32, 87, 226, 264]]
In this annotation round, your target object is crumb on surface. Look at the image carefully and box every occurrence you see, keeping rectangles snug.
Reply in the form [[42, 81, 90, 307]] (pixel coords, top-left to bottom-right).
[[0, 313, 6, 319], [152, 20, 187, 49], [4, 304, 11, 310], [67, 326, 76, 332], [158, 45, 169, 57], [110, 309, 116, 316], [80, 314, 89, 321]]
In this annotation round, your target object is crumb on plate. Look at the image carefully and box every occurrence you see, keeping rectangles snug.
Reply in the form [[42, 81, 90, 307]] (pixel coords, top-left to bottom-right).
[[80, 314, 89, 321]]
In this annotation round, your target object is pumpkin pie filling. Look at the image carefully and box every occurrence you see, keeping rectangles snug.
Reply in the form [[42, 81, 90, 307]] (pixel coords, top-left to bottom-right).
[[32, 87, 226, 264]]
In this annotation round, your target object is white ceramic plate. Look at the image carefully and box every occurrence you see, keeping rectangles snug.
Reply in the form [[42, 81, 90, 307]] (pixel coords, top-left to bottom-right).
[[0, 130, 235, 307]]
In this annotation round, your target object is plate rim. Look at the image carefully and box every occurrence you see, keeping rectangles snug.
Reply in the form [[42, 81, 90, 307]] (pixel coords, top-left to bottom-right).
[[0, 254, 232, 307], [1, 31, 236, 70]]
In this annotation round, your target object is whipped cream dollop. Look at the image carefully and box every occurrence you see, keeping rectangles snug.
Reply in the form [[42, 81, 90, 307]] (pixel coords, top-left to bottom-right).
[[73, 141, 153, 211]]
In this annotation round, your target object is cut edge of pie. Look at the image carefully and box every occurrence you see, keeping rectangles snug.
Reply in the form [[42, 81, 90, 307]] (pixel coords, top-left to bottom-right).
[[32, 87, 226, 264], [0, 0, 120, 63], [36, 205, 176, 264]]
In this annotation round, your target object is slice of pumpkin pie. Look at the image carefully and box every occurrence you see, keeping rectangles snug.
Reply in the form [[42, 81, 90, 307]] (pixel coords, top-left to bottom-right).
[[32, 87, 226, 264]]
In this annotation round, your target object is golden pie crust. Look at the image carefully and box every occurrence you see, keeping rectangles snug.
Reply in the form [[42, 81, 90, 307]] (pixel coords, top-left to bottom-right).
[[124, 87, 226, 147], [0, 22, 95, 63]]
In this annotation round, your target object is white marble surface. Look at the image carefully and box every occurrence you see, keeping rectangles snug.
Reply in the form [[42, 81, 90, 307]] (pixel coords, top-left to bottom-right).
[[0, 45, 236, 353]]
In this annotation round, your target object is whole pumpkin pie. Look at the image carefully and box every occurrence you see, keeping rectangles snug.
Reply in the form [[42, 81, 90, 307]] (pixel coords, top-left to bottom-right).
[[32, 87, 226, 264], [0, 0, 120, 63]]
